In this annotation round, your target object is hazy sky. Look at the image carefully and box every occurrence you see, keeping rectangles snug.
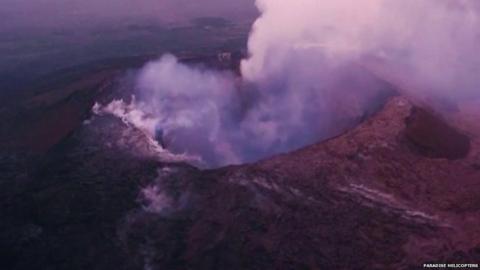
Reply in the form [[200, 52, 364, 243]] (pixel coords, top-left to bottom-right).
[[0, 0, 257, 31]]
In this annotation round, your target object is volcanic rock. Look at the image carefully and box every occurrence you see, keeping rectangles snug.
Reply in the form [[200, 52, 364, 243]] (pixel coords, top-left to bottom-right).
[[2, 58, 480, 269], [405, 107, 471, 159]]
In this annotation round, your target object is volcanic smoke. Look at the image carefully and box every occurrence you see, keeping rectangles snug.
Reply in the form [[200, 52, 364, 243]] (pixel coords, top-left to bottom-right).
[[102, 0, 480, 168]]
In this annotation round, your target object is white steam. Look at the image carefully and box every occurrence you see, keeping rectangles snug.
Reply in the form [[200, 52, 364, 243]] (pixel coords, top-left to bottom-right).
[[135, 55, 242, 166], [106, 1, 479, 168], [242, 0, 480, 100]]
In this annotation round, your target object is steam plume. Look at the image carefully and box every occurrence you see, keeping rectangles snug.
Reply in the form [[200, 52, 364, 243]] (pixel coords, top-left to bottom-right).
[[108, 0, 480, 168], [242, 0, 480, 100]]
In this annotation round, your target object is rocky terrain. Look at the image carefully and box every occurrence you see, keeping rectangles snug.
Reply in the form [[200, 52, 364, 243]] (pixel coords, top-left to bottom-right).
[[1, 55, 479, 270]]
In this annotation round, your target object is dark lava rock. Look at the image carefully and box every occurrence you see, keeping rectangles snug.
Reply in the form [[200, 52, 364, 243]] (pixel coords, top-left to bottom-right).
[[0, 69, 118, 153], [0, 116, 162, 270], [120, 166, 440, 270], [405, 107, 471, 159], [2, 95, 480, 270]]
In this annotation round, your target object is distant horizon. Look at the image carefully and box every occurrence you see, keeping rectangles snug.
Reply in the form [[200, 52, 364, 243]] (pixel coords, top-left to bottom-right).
[[0, 0, 258, 32]]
